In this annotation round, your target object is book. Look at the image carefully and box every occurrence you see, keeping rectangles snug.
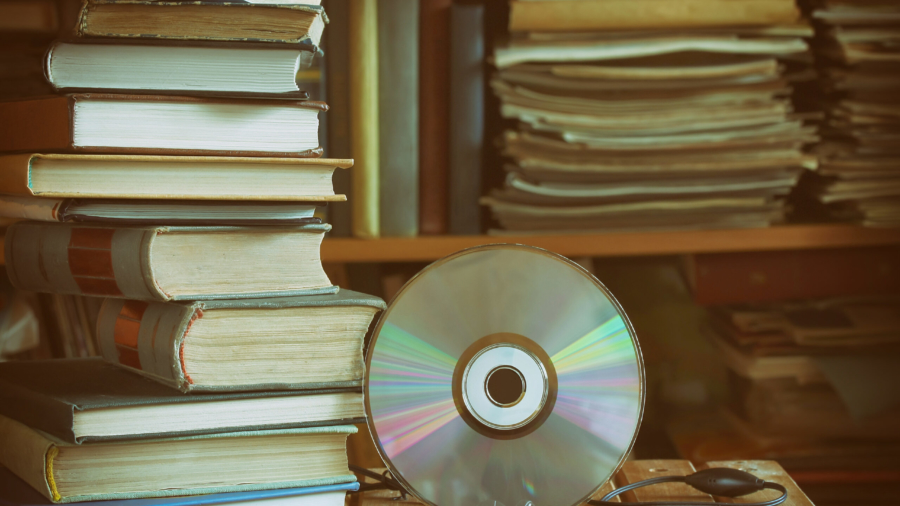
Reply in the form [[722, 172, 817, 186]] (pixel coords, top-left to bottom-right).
[[75, 0, 328, 47], [46, 41, 317, 94], [0, 0, 58, 34], [349, 0, 379, 238], [507, 0, 800, 33], [448, 1, 485, 235], [5, 222, 335, 301], [684, 247, 900, 305], [323, 0, 352, 237], [0, 195, 323, 225], [0, 466, 358, 506], [377, 0, 419, 237], [97, 290, 385, 392], [418, 0, 452, 235], [0, 94, 325, 157], [0, 154, 350, 200], [0, 358, 365, 444], [0, 413, 356, 504]]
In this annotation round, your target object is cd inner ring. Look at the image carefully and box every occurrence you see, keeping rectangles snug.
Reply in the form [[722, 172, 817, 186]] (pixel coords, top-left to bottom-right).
[[452, 332, 558, 440]]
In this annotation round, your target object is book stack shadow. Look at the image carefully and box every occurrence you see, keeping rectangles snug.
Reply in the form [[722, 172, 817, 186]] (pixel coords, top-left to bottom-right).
[[0, 1, 385, 505]]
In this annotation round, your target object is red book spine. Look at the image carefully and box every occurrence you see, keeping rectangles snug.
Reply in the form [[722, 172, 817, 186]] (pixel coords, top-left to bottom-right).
[[418, 0, 452, 235], [688, 246, 900, 305]]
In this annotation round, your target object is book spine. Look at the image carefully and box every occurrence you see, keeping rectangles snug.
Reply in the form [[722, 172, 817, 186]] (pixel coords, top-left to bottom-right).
[[324, 0, 352, 237], [0, 195, 68, 222], [0, 380, 78, 445], [0, 96, 74, 154], [349, 0, 380, 238], [96, 298, 197, 392], [4, 222, 167, 301], [508, 0, 800, 32], [0, 415, 56, 502], [687, 246, 900, 305], [0, 153, 37, 197], [378, 0, 420, 237], [448, 2, 485, 235], [418, 0, 452, 235]]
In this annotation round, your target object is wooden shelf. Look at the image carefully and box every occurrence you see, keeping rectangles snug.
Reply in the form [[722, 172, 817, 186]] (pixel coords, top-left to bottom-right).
[[320, 224, 900, 263]]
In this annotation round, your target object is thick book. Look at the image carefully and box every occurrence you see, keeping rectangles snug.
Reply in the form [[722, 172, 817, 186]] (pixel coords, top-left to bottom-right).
[[46, 40, 317, 94], [349, 0, 380, 238], [0, 414, 356, 504], [5, 222, 335, 301], [419, 0, 452, 235], [323, 0, 352, 237], [508, 0, 800, 32], [0, 154, 350, 201], [0, 358, 364, 444], [0, 195, 322, 225], [378, 0, 419, 237], [0, 94, 325, 157], [97, 290, 386, 392], [76, 0, 328, 47], [448, 2, 485, 235], [0, 467, 357, 506], [684, 246, 900, 305]]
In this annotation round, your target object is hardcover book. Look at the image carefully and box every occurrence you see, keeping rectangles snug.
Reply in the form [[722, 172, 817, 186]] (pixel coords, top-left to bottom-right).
[[0, 414, 356, 504], [0, 195, 323, 225], [0, 94, 326, 157], [5, 222, 335, 301], [96, 290, 386, 392], [46, 40, 318, 94], [377, 0, 419, 237], [0, 358, 365, 444], [349, 0, 380, 238], [0, 154, 351, 201], [76, 0, 328, 47], [0, 467, 357, 506]]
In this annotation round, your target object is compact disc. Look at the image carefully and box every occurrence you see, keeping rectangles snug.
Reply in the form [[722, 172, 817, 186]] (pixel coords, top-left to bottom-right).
[[365, 244, 645, 506]]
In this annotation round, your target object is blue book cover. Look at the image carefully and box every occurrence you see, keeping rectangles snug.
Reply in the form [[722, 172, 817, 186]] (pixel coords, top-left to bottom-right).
[[0, 467, 359, 506]]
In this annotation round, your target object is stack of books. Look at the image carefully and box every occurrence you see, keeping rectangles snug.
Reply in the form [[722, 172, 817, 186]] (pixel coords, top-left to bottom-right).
[[807, 1, 900, 227], [0, 1, 386, 504], [483, 0, 819, 233]]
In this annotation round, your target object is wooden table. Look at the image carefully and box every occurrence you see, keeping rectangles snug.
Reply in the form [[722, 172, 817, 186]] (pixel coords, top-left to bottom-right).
[[354, 460, 814, 505]]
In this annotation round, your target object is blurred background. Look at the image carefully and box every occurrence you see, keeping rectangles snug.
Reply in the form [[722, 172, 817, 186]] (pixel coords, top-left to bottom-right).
[[1, 0, 900, 504]]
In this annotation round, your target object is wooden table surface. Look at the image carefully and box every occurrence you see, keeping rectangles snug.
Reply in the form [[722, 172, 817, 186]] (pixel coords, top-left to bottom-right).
[[354, 460, 814, 505]]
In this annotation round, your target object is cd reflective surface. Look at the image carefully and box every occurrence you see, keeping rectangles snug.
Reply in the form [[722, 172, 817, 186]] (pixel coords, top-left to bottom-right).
[[365, 245, 644, 506]]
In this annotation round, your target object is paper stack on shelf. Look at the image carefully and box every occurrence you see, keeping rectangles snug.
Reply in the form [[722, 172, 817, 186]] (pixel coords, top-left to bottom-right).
[[485, 0, 819, 233], [672, 294, 900, 504], [808, 0, 900, 227]]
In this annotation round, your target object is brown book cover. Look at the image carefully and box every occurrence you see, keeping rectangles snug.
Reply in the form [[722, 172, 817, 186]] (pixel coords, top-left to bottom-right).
[[418, 0, 451, 235], [76, 0, 328, 47], [686, 246, 900, 305], [0, 94, 326, 157]]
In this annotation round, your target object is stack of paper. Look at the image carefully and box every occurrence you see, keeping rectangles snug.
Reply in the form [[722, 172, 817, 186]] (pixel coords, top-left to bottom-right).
[[810, 1, 900, 227], [485, 0, 819, 233]]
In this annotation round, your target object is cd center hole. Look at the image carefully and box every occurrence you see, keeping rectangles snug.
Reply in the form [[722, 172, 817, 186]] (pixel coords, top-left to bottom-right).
[[486, 367, 525, 407]]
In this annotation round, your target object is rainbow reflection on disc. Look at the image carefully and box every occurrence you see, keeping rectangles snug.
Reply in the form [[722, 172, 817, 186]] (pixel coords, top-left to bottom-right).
[[365, 245, 645, 506]]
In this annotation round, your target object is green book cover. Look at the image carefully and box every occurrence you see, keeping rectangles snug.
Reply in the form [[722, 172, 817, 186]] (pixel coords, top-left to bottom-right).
[[0, 358, 366, 444]]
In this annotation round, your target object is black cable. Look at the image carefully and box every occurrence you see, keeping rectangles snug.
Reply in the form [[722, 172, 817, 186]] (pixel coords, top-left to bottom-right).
[[348, 464, 409, 500], [588, 468, 788, 506]]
